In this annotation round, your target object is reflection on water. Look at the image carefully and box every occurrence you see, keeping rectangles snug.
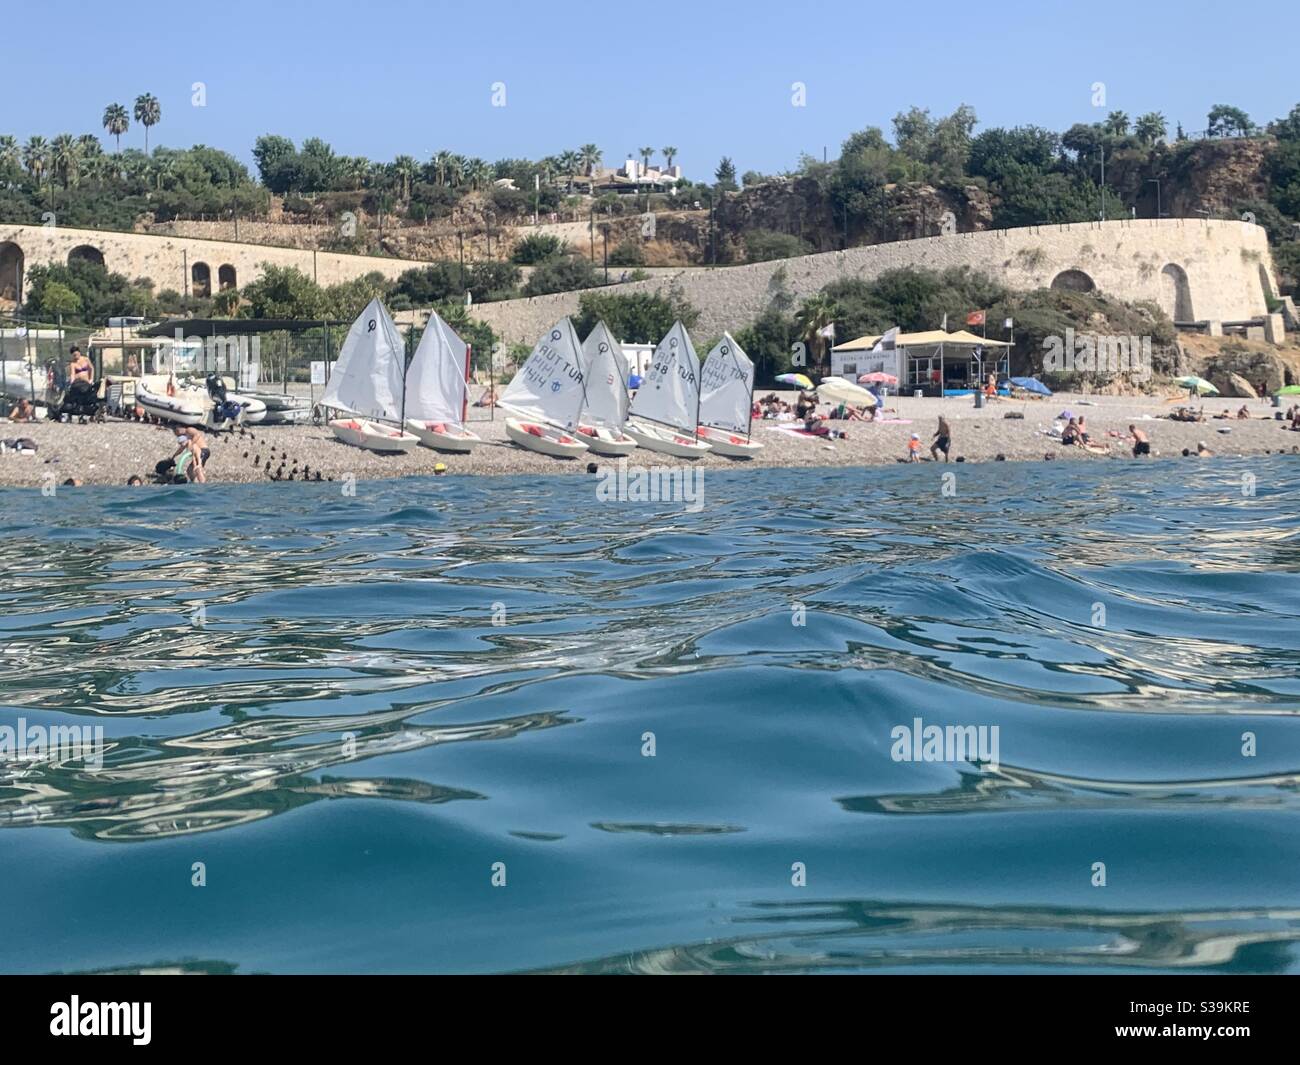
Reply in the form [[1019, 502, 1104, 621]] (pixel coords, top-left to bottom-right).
[[1, 458, 1298, 973]]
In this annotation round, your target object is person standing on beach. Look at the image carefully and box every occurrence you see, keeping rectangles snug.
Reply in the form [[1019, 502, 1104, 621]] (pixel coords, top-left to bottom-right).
[[1129, 425, 1150, 457], [68, 346, 93, 384], [931, 416, 952, 462]]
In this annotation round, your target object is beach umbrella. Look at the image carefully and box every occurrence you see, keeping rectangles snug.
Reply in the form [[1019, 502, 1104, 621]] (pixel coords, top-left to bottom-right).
[[858, 371, 898, 385], [1272, 384, 1300, 396], [1010, 376, 1052, 396], [776, 372, 814, 389], [1175, 375, 1218, 395], [817, 376, 877, 406]]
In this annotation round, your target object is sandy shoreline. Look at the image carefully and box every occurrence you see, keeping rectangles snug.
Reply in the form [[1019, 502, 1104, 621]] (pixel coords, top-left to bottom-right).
[[2, 392, 1298, 488]]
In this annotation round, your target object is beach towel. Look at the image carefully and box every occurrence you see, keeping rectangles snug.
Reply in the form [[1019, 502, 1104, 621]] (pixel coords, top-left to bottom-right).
[[764, 425, 824, 441], [872, 418, 913, 425]]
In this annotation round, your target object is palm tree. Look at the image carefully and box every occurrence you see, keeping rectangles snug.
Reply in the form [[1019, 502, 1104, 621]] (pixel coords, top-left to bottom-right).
[[795, 294, 837, 374], [1134, 112, 1167, 146], [433, 150, 453, 187], [51, 134, 82, 188], [661, 145, 677, 169], [102, 103, 129, 152], [133, 93, 161, 153], [392, 155, 418, 201], [466, 157, 491, 191], [579, 143, 602, 176], [1104, 110, 1130, 137], [0, 135, 19, 178], [558, 149, 580, 191], [447, 154, 466, 187], [23, 136, 49, 185], [639, 146, 654, 171]]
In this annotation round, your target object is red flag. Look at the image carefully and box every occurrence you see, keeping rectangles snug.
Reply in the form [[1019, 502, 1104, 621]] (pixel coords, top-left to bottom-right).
[[966, 310, 986, 326]]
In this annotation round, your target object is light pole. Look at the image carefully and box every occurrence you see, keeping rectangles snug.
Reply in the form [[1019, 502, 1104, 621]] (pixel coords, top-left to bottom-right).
[[1146, 178, 1162, 219], [1098, 146, 1106, 221]]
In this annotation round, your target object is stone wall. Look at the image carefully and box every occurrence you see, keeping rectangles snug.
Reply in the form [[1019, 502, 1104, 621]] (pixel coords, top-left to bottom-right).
[[0, 223, 436, 301], [469, 218, 1281, 344]]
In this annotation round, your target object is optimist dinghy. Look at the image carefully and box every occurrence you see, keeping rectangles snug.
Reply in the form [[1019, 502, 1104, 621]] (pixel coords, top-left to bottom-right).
[[322, 298, 419, 453], [697, 333, 763, 457], [576, 321, 637, 455], [501, 318, 590, 459], [624, 321, 712, 458], [403, 310, 482, 453]]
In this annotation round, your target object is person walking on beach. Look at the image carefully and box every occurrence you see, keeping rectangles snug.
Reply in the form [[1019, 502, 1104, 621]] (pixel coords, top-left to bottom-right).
[[907, 433, 922, 462], [1129, 425, 1150, 457], [931, 416, 952, 462]]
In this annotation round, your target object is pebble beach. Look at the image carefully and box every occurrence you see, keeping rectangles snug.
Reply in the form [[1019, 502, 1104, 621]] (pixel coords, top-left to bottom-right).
[[2, 391, 1298, 488]]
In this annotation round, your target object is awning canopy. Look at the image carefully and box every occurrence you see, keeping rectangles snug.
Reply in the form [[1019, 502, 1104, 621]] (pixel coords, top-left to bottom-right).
[[138, 318, 349, 337], [835, 329, 1012, 351]]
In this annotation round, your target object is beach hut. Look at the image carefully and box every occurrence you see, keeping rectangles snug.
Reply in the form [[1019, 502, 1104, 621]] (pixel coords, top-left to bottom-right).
[[832, 329, 1012, 397]]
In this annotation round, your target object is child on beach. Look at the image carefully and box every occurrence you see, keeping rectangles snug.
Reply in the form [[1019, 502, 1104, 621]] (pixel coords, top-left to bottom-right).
[[907, 433, 921, 461]]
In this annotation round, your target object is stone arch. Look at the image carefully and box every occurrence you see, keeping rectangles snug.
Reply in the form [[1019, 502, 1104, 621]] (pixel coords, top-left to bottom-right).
[[1050, 268, 1096, 293], [1160, 263, 1193, 321], [0, 241, 23, 302], [191, 261, 212, 298], [218, 263, 237, 291], [68, 244, 105, 268]]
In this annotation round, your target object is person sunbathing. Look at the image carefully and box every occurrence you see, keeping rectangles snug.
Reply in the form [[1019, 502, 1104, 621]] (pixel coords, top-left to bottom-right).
[[8, 398, 34, 422], [1060, 418, 1080, 446], [473, 385, 498, 408], [1237, 405, 1250, 419]]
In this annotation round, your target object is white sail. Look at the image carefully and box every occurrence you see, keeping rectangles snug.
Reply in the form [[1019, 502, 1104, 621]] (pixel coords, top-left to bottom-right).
[[580, 321, 630, 428], [699, 332, 755, 435], [628, 321, 701, 433], [500, 318, 587, 429], [404, 310, 468, 425], [322, 298, 407, 421]]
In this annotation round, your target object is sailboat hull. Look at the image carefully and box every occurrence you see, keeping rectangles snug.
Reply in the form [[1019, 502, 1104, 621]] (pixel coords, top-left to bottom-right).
[[697, 425, 763, 457], [405, 419, 481, 452], [625, 419, 712, 458], [577, 424, 638, 456], [505, 416, 589, 458], [329, 418, 420, 454]]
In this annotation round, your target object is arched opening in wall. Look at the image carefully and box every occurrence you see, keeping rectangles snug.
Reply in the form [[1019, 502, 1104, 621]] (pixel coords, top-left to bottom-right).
[[1160, 263, 1193, 322], [218, 264, 237, 291], [191, 262, 212, 298], [0, 242, 23, 303], [1050, 269, 1095, 293], [67, 244, 105, 268]]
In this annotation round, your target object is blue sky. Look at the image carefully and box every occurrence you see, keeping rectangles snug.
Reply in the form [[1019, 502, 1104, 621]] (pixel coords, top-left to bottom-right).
[[9, 0, 1295, 176]]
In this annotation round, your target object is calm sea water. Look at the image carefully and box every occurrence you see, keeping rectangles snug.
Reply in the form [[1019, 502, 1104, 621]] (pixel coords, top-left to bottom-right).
[[1, 458, 1298, 974]]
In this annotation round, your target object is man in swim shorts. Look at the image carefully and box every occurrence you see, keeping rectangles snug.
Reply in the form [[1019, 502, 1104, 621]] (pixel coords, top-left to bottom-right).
[[931, 416, 952, 462], [1129, 425, 1150, 457]]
